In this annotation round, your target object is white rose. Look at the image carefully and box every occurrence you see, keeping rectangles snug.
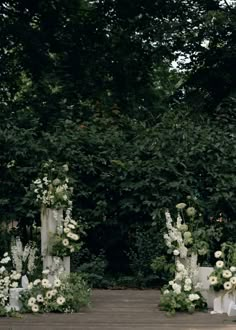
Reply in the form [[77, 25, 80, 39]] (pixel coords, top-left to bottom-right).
[[185, 278, 192, 285], [173, 249, 180, 256], [230, 266, 236, 272], [184, 285, 191, 292], [163, 290, 170, 295]]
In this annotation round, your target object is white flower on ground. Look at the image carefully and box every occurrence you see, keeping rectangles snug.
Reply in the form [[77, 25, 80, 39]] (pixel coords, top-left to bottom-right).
[[70, 247, 75, 253], [176, 203, 187, 210], [173, 249, 180, 256], [189, 294, 200, 301], [36, 295, 44, 302], [169, 281, 174, 286], [54, 278, 61, 287], [32, 304, 39, 312], [42, 269, 50, 275], [28, 297, 36, 306], [230, 266, 236, 272], [172, 283, 181, 294], [214, 251, 222, 258], [230, 277, 236, 285], [163, 290, 169, 295], [216, 261, 224, 268], [224, 281, 233, 290], [3, 252, 8, 257], [185, 278, 192, 285], [223, 270, 232, 279], [33, 279, 41, 286], [57, 296, 65, 305], [209, 276, 218, 285], [184, 285, 191, 292], [67, 224, 75, 229], [41, 279, 49, 288], [51, 289, 57, 296], [28, 283, 33, 290], [62, 239, 69, 246]]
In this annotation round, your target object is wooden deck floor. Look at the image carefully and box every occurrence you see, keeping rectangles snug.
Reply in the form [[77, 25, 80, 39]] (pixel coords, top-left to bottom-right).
[[0, 290, 235, 330]]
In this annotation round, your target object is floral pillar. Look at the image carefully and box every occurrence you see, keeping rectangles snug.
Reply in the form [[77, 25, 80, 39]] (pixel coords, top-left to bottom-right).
[[41, 207, 70, 278]]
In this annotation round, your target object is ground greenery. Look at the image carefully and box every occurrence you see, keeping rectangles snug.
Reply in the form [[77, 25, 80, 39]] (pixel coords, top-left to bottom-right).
[[0, 0, 236, 287]]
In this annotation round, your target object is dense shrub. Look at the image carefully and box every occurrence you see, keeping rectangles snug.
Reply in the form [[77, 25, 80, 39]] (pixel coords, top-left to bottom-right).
[[0, 106, 235, 284]]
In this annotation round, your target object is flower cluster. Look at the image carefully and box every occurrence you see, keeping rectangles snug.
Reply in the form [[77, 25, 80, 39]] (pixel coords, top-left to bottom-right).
[[49, 210, 83, 257], [159, 256, 206, 314], [21, 275, 66, 313], [0, 253, 22, 307], [11, 238, 37, 275], [164, 203, 209, 258], [20, 273, 90, 313], [160, 206, 207, 315], [209, 247, 236, 292], [31, 161, 72, 209]]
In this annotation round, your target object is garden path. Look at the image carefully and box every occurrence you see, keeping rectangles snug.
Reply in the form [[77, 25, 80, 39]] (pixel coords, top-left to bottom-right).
[[0, 289, 235, 330]]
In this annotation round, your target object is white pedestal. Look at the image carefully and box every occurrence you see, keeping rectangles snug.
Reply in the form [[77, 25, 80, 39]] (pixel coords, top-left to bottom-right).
[[198, 266, 214, 308], [41, 208, 63, 256], [41, 208, 70, 281], [9, 288, 24, 311], [212, 291, 236, 315]]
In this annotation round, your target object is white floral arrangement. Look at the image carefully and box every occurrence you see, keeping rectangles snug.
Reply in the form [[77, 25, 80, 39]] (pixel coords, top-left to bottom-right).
[[49, 209, 83, 257], [20, 272, 90, 313], [164, 204, 209, 258], [159, 205, 207, 314], [11, 238, 37, 275], [31, 161, 72, 209], [0, 253, 22, 309], [160, 257, 206, 314], [209, 245, 236, 292], [21, 275, 66, 313]]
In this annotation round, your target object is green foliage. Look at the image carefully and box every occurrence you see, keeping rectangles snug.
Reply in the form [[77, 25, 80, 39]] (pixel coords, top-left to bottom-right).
[[151, 256, 175, 282], [75, 250, 108, 288], [221, 242, 236, 267], [127, 226, 165, 284], [159, 290, 207, 316]]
